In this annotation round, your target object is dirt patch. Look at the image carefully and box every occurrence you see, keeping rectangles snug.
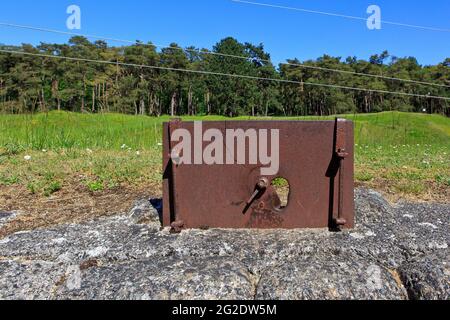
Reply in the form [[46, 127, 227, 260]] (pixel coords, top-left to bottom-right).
[[1, 174, 447, 239], [355, 179, 450, 204], [0, 179, 161, 239]]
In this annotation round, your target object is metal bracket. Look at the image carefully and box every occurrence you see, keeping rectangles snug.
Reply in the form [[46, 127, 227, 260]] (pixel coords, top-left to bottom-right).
[[333, 118, 349, 228], [336, 118, 350, 159]]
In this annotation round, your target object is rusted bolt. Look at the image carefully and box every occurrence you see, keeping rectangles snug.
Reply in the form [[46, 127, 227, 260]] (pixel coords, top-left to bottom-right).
[[257, 177, 269, 190], [170, 220, 185, 234], [333, 218, 347, 226], [337, 148, 349, 158]]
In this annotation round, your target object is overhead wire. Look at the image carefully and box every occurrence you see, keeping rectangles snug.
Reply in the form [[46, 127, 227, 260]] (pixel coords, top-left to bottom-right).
[[0, 21, 449, 88], [231, 0, 450, 33], [1, 49, 449, 101]]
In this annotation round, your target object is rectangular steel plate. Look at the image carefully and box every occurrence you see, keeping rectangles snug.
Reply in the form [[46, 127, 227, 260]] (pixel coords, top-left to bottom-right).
[[163, 120, 354, 230]]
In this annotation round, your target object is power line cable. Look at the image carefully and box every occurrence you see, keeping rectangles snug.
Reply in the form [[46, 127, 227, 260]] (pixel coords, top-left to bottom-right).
[[231, 0, 450, 33], [1, 49, 449, 101], [0, 21, 449, 89]]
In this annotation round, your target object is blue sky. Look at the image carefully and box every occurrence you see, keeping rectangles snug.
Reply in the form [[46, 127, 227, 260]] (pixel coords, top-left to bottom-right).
[[0, 0, 449, 66]]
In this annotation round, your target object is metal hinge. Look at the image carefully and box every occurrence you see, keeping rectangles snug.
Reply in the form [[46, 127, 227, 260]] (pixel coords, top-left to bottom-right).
[[334, 118, 349, 228]]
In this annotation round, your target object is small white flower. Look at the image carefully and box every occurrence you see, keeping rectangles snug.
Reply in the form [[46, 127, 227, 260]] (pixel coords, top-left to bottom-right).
[[86, 148, 93, 154], [121, 144, 127, 149], [24, 155, 32, 161], [157, 143, 163, 147], [42, 149, 47, 153], [136, 151, 141, 156]]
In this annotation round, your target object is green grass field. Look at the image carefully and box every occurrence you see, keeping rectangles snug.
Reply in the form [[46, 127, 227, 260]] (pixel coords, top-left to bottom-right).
[[1, 111, 449, 202]]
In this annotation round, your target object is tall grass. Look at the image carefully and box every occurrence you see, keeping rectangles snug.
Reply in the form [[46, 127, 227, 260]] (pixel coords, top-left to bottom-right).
[[1, 111, 449, 151], [0, 111, 448, 199]]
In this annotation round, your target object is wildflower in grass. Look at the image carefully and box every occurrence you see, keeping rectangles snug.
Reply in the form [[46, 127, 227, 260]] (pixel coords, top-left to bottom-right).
[[42, 149, 47, 153], [24, 155, 32, 161], [121, 144, 127, 150], [86, 148, 93, 154], [136, 151, 141, 156]]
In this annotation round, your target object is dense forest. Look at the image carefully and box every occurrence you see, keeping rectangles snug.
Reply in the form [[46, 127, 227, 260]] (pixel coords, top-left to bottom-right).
[[0, 36, 449, 116]]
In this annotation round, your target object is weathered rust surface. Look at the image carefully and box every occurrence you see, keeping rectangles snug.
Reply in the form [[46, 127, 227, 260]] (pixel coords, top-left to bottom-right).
[[163, 119, 355, 230]]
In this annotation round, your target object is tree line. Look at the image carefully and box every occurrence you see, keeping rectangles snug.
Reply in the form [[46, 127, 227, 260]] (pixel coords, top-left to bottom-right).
[[0, 36, 449, 116]]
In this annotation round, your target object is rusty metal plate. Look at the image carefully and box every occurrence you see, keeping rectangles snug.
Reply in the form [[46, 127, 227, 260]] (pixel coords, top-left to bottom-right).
[[163, 120, 354, 230]]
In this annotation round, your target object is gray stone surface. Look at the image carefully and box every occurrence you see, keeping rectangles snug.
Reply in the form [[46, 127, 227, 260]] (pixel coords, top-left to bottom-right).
[[0, 210, 20, 228], [399, 250, 449, 300], [256, 253, 408, 300], [54, 257, 254, 300], [0, 189, 448, 300], [128, 198, 161, 225]]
